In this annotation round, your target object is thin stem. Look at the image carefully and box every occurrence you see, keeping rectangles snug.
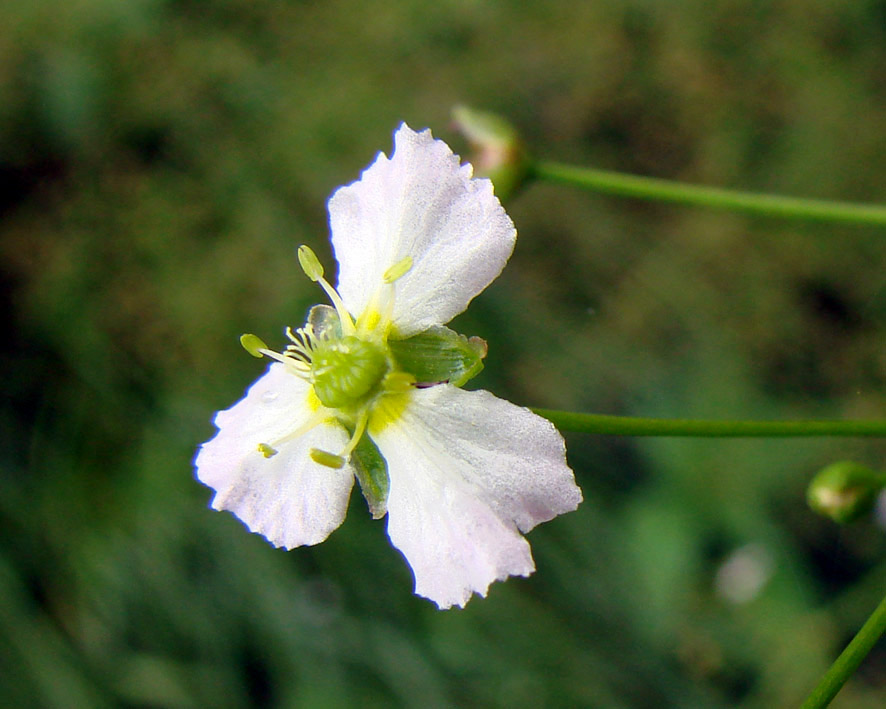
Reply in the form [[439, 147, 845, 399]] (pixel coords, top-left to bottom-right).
[[531, 161, 886, 226], [801, 593, 886, 708], [532, 410, 886, 437]]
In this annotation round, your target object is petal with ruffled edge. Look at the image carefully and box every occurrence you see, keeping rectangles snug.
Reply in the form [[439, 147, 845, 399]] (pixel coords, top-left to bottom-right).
[[328, 124, 517, 337], [195, 363, 355, 549], [369, 386, 582, 609]]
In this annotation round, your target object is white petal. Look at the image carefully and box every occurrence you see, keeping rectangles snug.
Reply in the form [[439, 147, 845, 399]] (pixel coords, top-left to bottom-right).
[[194, 363, 354, 549], [369, 386, 582, 608], [328, 123, 517, 336]]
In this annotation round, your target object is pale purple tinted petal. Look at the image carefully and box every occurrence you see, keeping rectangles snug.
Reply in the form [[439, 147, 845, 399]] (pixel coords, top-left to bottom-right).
[[370, 386, 581, 608], [328, 123, 516, 336], [195, 363, 354, 548]]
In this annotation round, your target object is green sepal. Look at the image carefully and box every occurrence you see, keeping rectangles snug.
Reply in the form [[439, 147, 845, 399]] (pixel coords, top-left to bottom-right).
[[388, 325, 487, 387], [352, 432, 389, 519]]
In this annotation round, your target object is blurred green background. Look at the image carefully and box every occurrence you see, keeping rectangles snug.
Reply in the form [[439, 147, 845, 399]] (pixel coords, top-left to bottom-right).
[[2, 0, 886, 706]]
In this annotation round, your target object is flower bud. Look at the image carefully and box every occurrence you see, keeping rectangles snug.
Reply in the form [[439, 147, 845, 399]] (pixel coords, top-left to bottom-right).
[[807, 461, 886, 524], [451, 106, 531, 201]]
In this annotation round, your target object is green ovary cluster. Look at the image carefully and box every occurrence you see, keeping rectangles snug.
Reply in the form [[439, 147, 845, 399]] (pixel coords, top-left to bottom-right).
[[310, 335, 389, 409]]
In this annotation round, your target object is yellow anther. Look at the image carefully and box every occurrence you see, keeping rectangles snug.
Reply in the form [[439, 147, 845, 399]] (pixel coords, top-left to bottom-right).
[[383, 371, 416, 394], [257, 443, 278, 458], [297, 245, 325, 282], [241, 333, 269, 358], [296, 247, 356, 337], [383, 255, 413, 284], [310, 448, 346, 469]]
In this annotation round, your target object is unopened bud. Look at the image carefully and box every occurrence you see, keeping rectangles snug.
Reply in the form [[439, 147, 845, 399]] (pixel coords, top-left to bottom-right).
[[451, 105, 531, 201], [807, 461, 886, 524]]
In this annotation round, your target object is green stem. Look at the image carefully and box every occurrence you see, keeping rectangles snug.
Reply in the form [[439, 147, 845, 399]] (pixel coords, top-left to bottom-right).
[[801, 593, 886, 708], [531, 161, 886, 226], [532, 410, 886, 437], [534, 412, 886, 705]]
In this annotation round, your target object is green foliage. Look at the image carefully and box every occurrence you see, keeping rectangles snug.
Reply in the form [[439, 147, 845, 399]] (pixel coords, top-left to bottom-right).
[[2, 0, 886, 706]]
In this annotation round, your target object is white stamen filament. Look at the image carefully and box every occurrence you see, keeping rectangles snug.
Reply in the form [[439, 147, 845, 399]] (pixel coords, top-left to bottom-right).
[[284, 325, 320, 364], [297, 244, 357, 337], [315, 276, 357, 337], [257, 408, 333, 458]]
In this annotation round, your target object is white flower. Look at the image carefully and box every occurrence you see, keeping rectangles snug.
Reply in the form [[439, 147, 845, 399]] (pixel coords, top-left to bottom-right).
[[195, 124, 582, 609]]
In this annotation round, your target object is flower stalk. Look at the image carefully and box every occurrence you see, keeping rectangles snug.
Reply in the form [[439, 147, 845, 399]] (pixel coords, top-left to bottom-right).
[[530, 161, 886, 226], [801, 592, 886, 708], [533, 409, 886, 437]]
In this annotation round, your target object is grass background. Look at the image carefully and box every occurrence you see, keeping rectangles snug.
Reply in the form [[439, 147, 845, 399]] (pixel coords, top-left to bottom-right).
[[2, 0, 886, 706]]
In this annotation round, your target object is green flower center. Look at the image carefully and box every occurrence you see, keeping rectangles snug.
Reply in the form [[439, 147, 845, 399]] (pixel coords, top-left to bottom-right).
[[240, 245, 418, 470], [310, 335, 388, 409]]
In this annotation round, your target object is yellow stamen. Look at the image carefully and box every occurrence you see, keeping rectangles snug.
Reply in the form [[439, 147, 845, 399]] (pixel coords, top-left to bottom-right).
[[310, 449, 346, 468], [258, 408, 332, 460], [340, 408, 370, 460], [297, 245, 325, 281], [316, 276, 357, 337], [240, 333, 269, 358], [382, 371, 416, 394], [308, 407, 371, 469], [257, 443, 277, 458], [383, 255, 413, 284], [296, 244, 357, 337]]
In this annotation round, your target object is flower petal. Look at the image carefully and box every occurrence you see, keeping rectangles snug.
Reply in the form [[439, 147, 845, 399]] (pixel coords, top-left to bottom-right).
[[369, 386, 582, 608], [195, 363, 354, 548], [328, 123, 517, 336]]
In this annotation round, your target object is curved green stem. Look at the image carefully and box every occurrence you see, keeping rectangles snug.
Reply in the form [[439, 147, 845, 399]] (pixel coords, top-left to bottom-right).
[[801, 593, 886, 708], [533, 410, 886, 437], [531, 161, 886, 226]]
